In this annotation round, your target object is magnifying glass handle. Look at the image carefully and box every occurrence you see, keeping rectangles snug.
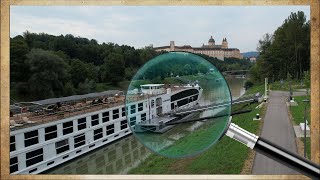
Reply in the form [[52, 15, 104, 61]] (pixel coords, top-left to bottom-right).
[[225, 123, 320, 179]]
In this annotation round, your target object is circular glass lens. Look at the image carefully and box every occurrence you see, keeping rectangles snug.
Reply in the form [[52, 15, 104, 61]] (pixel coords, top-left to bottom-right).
[[125, 52, 231, 158]]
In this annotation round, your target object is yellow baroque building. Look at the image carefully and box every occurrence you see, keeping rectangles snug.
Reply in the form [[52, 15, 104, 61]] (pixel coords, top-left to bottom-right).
[[154, 36, 243, 61]]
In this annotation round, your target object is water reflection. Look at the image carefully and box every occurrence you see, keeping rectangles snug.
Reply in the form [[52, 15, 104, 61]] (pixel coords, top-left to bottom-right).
[[45, 77, 246, 174]]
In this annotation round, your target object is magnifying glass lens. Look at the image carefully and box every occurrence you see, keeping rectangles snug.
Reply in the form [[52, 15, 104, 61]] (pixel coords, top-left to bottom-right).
[[125, 52, 232, 158]]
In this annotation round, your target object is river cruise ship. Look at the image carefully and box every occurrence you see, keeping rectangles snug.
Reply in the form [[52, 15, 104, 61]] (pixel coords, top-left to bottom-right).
[[9, 83, 202, 174]]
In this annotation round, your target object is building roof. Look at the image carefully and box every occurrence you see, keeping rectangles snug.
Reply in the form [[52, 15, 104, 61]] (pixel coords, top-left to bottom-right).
[[208, 36, 215, 42]]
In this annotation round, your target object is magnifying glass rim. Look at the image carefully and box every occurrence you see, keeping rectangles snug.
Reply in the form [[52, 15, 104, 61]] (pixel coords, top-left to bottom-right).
[[124, 51, 233, 158]]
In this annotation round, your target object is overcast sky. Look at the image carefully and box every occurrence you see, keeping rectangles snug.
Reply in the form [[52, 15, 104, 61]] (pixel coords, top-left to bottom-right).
[[10, 6, 310, 52]]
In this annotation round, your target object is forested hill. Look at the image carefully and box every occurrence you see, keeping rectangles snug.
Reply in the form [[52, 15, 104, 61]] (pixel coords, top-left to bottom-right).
[[10, 31, 251, 101]]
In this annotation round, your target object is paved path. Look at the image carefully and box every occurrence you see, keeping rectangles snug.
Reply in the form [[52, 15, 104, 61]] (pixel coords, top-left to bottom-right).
[[252, 91, 299, 175]]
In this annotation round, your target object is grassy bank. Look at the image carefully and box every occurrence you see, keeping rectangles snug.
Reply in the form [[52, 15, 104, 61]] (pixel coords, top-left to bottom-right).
[[128, 84, 265, 174], [269, 80, 308, 91], [289, 95, 311, 159]]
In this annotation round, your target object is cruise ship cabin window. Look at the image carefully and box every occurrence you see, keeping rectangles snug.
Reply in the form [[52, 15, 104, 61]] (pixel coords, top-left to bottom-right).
[[24, 130, 39, 147], [141, 113, 146, 121], [10, 157, 18, 173], [91, 114, 99, 126], [120, 120, 128, 130], [45, 125, 58, 141], [10, 136, 16, 152], [77, 118, 87, 130], [63, 121, 73, 135], [112, 109, 119, 120], [74, 133, 86, 148], [26, 148, 43, 167], [102, 112, 109, 123], [138, 103, 143, 112], [106, 124, 114, 135], [129, 117, 136, 126], [94, 128, 103, 140], [56, 139, 69, 154], [130, 105, 136, 114], [122, 107, 126, 117]]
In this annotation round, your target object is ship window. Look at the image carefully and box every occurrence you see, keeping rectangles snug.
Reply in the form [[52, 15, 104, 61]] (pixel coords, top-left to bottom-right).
[[130, 105, 136, 114], [26, 148, 43, 167], [63, 121, 73, 135], [106, 124, 114, 135], [45, 125, 57, 141], [177, 98, 189, 107], [120, 120, 128, 130], [91, 114, 99, 126], [141, 113, 146, 121], [122, 107, 126, 117], [102, 111, 109, 123], [56, 139, 69, 154], [94, 128, 103, 140], [10, 136, 16, 152], [24, 130, 39, 147], [171, 89, 198, 102], [138, 103, 143, 112], [78, 118, 87, 130], [10, 157, 18, 173], [151, 100, 155, 108], [112, 109, 119, 120], [74, 133, 86, 148], [129, 117, 136, 126]]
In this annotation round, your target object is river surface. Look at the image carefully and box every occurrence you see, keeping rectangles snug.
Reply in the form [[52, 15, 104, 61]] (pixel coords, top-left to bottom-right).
[[45, 77, 246, 174]]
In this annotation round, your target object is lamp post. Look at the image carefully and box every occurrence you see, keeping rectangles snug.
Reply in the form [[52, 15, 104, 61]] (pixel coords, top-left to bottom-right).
[[302, 99, 309, 158]]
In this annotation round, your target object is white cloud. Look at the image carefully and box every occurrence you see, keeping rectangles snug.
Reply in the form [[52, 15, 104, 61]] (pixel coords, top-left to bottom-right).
[[10, 6, 310, 52]]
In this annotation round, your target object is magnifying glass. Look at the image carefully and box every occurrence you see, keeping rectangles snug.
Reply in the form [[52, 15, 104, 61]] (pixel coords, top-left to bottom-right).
[[125, 52, 319, 179]]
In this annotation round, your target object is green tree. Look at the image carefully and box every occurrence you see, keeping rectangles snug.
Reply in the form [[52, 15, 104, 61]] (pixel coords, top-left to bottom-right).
[[101, 53, 125, 85], [26, 49, 70, 99]]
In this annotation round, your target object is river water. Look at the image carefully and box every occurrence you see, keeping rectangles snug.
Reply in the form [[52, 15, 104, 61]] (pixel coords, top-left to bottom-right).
[[45, 77, 246, 174]]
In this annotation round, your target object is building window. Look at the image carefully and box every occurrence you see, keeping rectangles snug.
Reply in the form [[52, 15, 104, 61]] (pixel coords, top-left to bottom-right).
[[106, 124, 114, 135], [138, 103, 143, 112], [26, 148, 43, 167], [120, 120, 127, 130], [10, 136, 15, 152], [74, 133, 85, 148], [91, 114, 99, 126], [122, 107, 126, 117], [78, 118, 86, 130], [151, 100, 155, 108], [63, 121, 73, 135], [141, 113, 146, 121], [56, 139, 69, 154], [94, 128, 103, 140], [10, 157, 18, 173], [130, 105, 136, 114], [129, 117, 136, 126], [102, 112, 109, 123], [113, 109, 119, 120], [24, 130, 39, 147], [45, 125, 57, 141]]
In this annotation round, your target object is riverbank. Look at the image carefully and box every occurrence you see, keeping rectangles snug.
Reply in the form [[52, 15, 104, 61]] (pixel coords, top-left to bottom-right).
[[128, 84, 266, 174]]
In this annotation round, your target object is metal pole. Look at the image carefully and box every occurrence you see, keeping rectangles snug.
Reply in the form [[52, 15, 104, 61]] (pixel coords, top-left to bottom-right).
[[302, 99, 309, 158], [304, 104, 307, 158]]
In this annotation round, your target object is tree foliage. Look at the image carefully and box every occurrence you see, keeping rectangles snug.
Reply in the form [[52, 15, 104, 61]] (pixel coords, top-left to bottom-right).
[[250, 11, 310, 83], [10, 31, 248, 101]]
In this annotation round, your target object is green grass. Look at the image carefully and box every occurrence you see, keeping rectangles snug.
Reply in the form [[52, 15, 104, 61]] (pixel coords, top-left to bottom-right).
[[269, 80, 308, 91], [289, 95, 311, 159], [128, 99, 264, 174]]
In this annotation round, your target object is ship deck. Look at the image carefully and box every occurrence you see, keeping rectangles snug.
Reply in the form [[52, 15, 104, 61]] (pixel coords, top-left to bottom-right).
[[10, 84, 196, 131]]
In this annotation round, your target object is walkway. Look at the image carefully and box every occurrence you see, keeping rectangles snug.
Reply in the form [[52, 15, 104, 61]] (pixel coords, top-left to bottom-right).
[[252, 91, 299, 175]]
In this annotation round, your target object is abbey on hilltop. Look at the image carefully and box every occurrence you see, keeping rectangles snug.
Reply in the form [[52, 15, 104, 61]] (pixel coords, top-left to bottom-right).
[[154, 36, 243, 61]]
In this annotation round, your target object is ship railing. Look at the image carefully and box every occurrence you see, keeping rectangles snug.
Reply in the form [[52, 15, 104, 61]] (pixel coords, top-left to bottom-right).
[[10, 97, 126, 127]]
